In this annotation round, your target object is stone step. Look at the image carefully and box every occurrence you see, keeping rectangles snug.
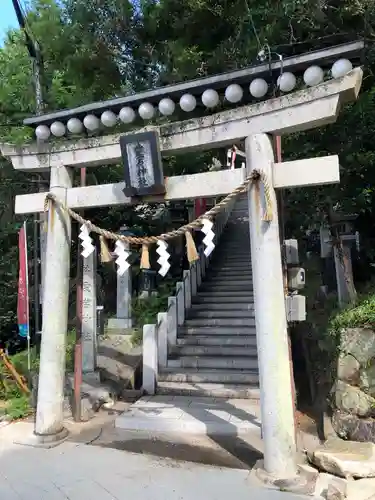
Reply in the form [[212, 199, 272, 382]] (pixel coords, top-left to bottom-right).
[[201, 277, 252, 285], [226, 223, 248, 228], [207, 275, 253, 282], [202, 271, 253, 285], [168, 356, 258, 370], [156, 381, 260, 399], [178, 326, 257, 335], [190, 303, 254, 311], [177, 335, 257, 346], [215, 256, 251, 261], [222, 228, 248, 233], [187, 310, 255, 319], [219, 237, 250, 243], [205, 275, 253, 282], [213, 255, 251, 261], [115, 395, 261, 434], [184, 318, 256, 327], [173, 345, 258, 357], [214, 248, 250, 254], [194, 293, 254, 301], [209, 266, 252, 272], [158, 368, 259, 385], [212, 259, 251, 266], [206, 273, 253, 281], [204, 279, 253, 287], [199, 284, 253, 292], [208, 268, 253, 275], [228, 213, 248, 219], [218, 241, 250, 245], [216, 244, 250, 249], [228, 218, 248, 222], [229, 204, 248, 208]]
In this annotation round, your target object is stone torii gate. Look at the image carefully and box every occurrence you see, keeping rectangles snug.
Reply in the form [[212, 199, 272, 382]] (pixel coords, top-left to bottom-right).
[[1, 55, 363, 477]]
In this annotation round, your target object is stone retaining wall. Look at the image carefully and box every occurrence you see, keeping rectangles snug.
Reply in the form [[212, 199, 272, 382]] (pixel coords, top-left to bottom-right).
[[332, 327, 375, 441]]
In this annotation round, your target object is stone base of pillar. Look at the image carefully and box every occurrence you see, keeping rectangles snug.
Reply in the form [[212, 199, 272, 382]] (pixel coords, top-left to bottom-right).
[[107, 318, 132, 330], [13, 427, 69, 449], [249, 459, 319, 496]]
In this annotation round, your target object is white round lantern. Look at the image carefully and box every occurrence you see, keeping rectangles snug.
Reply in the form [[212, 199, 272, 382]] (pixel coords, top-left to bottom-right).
[[138, 102, 155, 120], [158, 98, 175, 116], [249, 78, 268, 98], [303, 66, 324, 86], [101, 110, 117, 127], [202, 89, 219, 108], [50, 121, 66, 137], [67, 117, 83, 134], [225, 84, 243, 103], [277, 72, 297, 93], [119, 107, 135, 124], [179, 94, 196, 112], [35, 125, 50, 141], [83, 114, 100, 131], [331, 59, 353, 79]]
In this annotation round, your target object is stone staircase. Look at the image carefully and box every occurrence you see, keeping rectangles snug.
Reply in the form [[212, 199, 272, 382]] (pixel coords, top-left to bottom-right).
[[157, 194, 260, 399]]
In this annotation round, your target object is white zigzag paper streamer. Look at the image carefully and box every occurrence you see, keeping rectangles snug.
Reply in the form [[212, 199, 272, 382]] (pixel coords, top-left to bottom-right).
[[114, 240, 130, 276], [79, 224, 95, 258], [201, 218, 215, 257], [156, 240, 170, 277]]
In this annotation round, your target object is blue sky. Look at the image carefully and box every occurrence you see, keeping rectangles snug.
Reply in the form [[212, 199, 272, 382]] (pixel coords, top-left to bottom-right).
[[0, 1, 18, 41]]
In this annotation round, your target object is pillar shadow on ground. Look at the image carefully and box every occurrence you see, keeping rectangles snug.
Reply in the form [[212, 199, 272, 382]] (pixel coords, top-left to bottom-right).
[[88, 395, 263, 470]]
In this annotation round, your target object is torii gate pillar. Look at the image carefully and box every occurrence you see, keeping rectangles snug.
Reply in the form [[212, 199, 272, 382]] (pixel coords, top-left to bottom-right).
[[35, 165, 72, 441], [246, 134, 296, 476]]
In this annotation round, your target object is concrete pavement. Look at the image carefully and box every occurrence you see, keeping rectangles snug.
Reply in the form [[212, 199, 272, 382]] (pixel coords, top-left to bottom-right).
[[115, 395, 262, 435], [0, 420, 314, 500]]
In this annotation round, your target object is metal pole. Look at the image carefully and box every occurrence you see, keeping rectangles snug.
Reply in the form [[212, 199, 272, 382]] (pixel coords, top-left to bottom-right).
[[246, 133, 297, 477], [24, 221, 31, 372], [33, 216, 40, 353]]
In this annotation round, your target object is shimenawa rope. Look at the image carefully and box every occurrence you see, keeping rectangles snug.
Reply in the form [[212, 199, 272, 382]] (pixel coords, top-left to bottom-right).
[[43, 170, 273, 245]]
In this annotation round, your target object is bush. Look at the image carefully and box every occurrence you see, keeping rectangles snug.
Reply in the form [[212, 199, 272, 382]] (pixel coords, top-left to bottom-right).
[[0, 330, 76, 417], [328, 290, 375, 339], [130, 279, 178, 345], [5, 395, 31, 420]]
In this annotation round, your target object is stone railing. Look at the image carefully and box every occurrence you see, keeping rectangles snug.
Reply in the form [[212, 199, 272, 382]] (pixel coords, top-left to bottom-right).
[[142, 196, 237, 394]]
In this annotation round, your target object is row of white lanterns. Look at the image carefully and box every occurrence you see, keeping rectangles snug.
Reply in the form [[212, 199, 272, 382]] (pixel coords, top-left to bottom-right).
[[35, 58, 354, 140]]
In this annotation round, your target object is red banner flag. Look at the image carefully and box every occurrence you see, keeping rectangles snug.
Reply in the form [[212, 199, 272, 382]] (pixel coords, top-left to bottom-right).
[[17, 223, 29, 339]]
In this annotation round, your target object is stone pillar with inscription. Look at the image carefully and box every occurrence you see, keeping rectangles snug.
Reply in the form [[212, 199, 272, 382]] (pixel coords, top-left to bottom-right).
[[82, 249, 97, 373], [107, 225, 133, 334], [108, 240, 132, 333]]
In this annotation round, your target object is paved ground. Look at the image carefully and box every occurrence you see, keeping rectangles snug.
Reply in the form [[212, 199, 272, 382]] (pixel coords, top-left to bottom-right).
[[0, 410, 316, 500], [115, 395, 262, 435]]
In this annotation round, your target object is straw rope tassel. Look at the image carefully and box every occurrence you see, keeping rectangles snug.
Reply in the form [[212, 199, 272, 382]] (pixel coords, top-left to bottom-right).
[[185, 231, 199, 263], [260, 172, 273, 222], [43, 198, 48, 232], [43, 196, 54, 232], [140, 243, 150, 269], [100, 235, 112, 263]]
